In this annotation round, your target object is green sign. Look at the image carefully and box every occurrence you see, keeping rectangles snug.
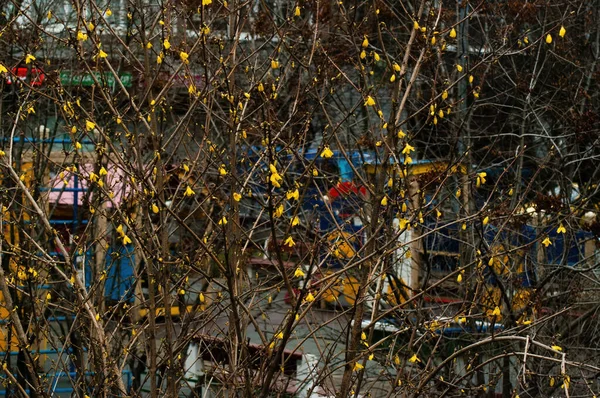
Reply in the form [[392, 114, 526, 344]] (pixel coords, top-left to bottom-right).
[[60, 71, 133, 87]]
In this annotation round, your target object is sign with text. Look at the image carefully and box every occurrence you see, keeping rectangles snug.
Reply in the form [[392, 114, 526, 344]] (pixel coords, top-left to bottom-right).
[[60, 71, 132, 87], [6, 68, 45, 86]]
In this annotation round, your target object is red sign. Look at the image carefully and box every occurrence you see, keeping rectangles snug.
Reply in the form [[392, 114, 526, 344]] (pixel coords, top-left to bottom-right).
[[156, 72, 205, 88], [6, 68, 45, 86]]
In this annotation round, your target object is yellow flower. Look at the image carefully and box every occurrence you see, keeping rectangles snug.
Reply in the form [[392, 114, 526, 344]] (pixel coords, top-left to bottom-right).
[[546, 34, 552, 44], [157, 52, 164, 64], [456, 64, 463, 72], [291, 216, 300, 227], [99, 166, 108, 176], [271, 59, 279, 69], [542, 237, 552, 247], [184, 186, 195, 196], [233, 192, 242, 202], [86, 120, 96, 131], [413, 21, 420, 30], [25, 54, 36, 64], [393, 62, 401, 72], [284, 236, 295, 247], [218, 216, 227, 225], [116, 224, 124, 235], [353, 362, 364, 371], [408, 354, 420, 363], [219, 165, 227, 176], [202, 0, 212, 5], [380, 196, 388, 206], [270, 172, 282, 188], [491, 306, 501, 317], [180, 51, 189, 64], [557, 224, 566, 234], [257, 82, 264, 92], [399, 218, 409, 230], [294, 267, 305, 278], [274, 331, 283, 339], [397, 129, 406, 138], [294, 6, 301, 16], [163, 39, 171, 49], [390, 74, 396, 82], [373, 52, 380, 62], [304, 292, 315, 302], [274, 204, 284, 218], [77, 31, 88, 41], [442, 90, 448, 100], [551, 345, 562, 352], [106, 9, 112, 16], [559, 26, 566, 38], [476, 172, 487, 187], [402, 143, 415, 154], [468, 75, 474, 84], [0, 64, 7, 74], [364, 96, 376, 106], [362, 36, 369, 48], [98, 50, 108, 58], [457, 273, 462, 283], [321, 146, 334, 158], [152, 203, 159, 214], [449, 28, 456, 38], [483, 216, 489, 226], [286, 189, 300, 201], [123, 235, 132, 245]]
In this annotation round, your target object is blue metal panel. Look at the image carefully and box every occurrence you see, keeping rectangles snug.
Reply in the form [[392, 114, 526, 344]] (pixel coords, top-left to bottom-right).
[[103, 244, 136, 302]]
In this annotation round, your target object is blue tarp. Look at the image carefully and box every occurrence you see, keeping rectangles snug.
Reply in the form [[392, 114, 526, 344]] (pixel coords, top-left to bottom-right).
[[84, 244, 135, 302], [104, 244, 135, 302]]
